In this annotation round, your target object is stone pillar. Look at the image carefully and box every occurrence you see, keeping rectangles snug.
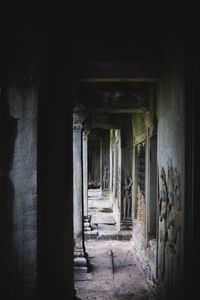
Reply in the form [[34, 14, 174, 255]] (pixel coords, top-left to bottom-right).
[[145, 129, 150, 239], [73, 111, 88, 278], [3, 77, 38, 299], [110, 130, 114, 195], [83, 130, 91, 231], [100, 137, 103, 196]]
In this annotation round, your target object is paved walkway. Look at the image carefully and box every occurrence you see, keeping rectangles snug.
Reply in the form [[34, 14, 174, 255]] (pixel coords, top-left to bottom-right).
[[75, 189, 155, 299], [85, 189, 131, 240], [75, 240, 154, 300]]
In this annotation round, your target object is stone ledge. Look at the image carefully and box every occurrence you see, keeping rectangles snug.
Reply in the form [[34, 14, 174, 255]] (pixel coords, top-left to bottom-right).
[[85, 230, 132, 241]]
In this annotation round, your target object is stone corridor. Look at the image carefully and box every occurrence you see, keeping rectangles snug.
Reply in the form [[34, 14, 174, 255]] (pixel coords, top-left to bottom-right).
[[75, 240, 155, 300], [1, 23, 199, 299]]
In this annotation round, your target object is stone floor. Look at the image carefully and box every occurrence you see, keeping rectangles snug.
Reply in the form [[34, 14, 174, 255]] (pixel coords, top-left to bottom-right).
[[85, 189, 132, 240], [75, 189, 155, 299], [75, 240, 155, 300]]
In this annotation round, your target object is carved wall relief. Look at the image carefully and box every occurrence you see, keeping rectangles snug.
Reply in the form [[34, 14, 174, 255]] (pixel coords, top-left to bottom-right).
[[102, 166, 110, 190], [158, 167, 168, 278], [135, 142, 146, 231], [137, 142, 145, 196], [137, 186, 145, 223], [121, 172, 133, 220], [158, 161, 182, 289]]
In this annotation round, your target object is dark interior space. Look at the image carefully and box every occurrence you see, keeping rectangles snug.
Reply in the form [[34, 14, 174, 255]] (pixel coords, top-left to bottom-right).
[[0, 6, 200, 300]]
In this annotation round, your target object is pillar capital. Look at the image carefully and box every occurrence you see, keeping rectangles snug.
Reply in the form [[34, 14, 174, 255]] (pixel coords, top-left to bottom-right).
[[73, 113, 84, 130], [73, 103, 87, 130], [83, 126, 91, 139]]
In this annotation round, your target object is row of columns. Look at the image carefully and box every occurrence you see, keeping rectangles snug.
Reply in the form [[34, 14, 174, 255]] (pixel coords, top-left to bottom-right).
[[73, 112, 134, 276]]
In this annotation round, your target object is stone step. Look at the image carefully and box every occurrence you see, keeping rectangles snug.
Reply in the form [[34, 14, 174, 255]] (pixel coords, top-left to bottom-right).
[[85, 230, 132, 241]]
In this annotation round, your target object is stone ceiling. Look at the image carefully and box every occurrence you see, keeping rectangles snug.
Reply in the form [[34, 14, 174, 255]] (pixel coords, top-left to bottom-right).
[[76, 81, 154, 114]]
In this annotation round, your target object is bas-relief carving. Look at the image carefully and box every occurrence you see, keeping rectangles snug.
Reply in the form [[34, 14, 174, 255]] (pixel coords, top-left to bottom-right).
[[137, 187, 145, 224], [121, 172, 133, 220], [158, 167, 168, 278], [136, 142, 145, 195], [135, 142, 146, 233], [158, 161, 182, 292]]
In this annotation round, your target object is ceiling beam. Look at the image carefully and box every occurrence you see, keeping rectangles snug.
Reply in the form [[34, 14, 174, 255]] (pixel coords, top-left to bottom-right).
[[80, 62, 161, 82]]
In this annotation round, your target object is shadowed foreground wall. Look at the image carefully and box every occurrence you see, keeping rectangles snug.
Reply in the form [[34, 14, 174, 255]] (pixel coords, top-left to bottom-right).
[[131, 42, 185, 300], [0, 65, 75, 299], [0, 80, 38, 299], [37, 69, 74, 299]]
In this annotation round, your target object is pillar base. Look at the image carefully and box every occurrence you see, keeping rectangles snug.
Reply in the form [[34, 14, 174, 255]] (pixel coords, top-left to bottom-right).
[[84, 215, 92, 231], [120, 219, 132, 230], [74, 250, 88, 281]]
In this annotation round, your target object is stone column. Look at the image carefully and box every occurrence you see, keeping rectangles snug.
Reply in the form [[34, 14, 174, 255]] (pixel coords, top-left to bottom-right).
[[110, 130, 114, 195], [100, 137, 103, 197], [145, 129, 150, 239], [73, 111, 87, 278], [83, 130, 91, 231]]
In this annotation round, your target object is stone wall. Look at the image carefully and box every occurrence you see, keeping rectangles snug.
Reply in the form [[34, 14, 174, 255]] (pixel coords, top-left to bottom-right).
[[0, 80, 38, 299], [132, 110, 157, 285], [156, 43, 185, 299], [132, 43, 185, 299]]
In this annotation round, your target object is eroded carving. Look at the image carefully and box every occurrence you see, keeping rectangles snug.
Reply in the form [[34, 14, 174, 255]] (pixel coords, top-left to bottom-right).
[[158, 162, 182, 285], [159, 167, 168, 222], [137, 187, 145, 223], [135, 142, 146, 232], [122, 172, 133, 219], [73, 116, 83, 130], [137, 142, 145, 196]]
